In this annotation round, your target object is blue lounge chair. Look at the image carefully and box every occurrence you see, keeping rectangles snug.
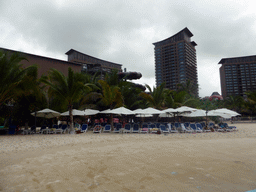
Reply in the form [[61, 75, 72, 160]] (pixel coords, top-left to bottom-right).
[[113, 123, 122, 133], [55, 124, 63, 134], [103, 124, 111, 133], [189, 123, 197, 133], [8, 125, 16, 135], [174, 122, 181, 130], [132, 123, 140, 133], [93, 124, 102, 133], [222, 123, 235, 132], [29, 125, 37, 134], [81, 124, 88, 133], [217, 123, 225, 132], [160, 124, 169, 134], [167, 123, 178, 133], [123, 124, 132, 133], [62, 124, 68, 133], [195, 123, 203, 133], [40, 125, 48, 134], [181, 123, 193, 133]]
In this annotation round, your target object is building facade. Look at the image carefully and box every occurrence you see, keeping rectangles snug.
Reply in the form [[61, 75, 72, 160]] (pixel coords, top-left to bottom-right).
[[153, 27, 198, 96], [219, 55, 256, 98], [0, 47, 122, 78], [65, 49, 122, 76]]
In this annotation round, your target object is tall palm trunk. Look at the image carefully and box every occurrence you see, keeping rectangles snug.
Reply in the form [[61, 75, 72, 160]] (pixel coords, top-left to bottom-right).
[[110, 114, 113, 131], [69, 104, 74, 134]]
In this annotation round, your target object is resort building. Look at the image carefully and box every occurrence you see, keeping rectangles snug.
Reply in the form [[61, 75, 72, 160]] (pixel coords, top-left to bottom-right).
[[0, 47, 122, 78], [65, 49, 122, 78], [153, 27, 198, 96], [219, 55, 256, 98]]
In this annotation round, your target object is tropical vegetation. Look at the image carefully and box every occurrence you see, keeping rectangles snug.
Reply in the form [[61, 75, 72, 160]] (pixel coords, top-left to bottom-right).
[[1, 51, 256, 130]]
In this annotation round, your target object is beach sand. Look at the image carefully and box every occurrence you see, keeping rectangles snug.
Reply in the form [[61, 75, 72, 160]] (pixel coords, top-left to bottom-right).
[[1, 123, 256, 192]]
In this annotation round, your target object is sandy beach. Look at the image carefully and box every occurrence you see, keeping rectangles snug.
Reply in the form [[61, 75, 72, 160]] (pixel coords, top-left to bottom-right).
[[1, 123, 256, 192]]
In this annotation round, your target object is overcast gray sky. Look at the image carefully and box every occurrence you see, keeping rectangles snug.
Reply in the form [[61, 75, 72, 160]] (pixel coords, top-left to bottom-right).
[[1, 0, 256, 97]]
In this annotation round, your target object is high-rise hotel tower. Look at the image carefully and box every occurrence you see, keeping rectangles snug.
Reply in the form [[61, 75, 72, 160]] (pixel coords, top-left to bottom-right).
[[153, 27, 198, 96], [219, 55, 256, 98]]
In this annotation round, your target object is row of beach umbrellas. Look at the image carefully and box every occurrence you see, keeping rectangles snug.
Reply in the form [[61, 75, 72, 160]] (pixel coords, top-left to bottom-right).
[[31, 106, 241, 119]]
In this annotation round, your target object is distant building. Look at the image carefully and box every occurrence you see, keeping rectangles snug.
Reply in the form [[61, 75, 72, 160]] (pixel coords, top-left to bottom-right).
[[209, 92, 223, 100], [0, 47, 122, 78], [201, 92, 223, 101], [219, 55, 256, 98], [65, 49, 122, 78], [153, 27, 198, 96]]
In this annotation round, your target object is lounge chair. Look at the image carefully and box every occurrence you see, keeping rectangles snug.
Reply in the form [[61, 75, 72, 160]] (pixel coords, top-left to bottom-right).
[[167, 123, 178, 133], [29, 125, 37, 134], [184, 122, 190, 129], [140, 127, 149, 134], [181, 123, 193, 133], [217, 123, 225, 132], [62, 124, 68, 133], [160, 124, 169, 134], [47, 124, 57, 134], [8, 125, 16, 135], [81, 124, 88, 133], [201, 122, 206, 129], [40, 125, 48, 134], [141, 123, 148, 128], [189, 123, 198, 133], [174, 122, 181, 130], [195, 123, 203, 133], [55, 124, 63, 134], [113, 123, 122, 133], [222, 123, 235, 132], [102, 124, 111, 133], [208, 122, 215, 128], [132, 123, 140, 133], [123, 124, 132, 133], [151, 127, 159, 134], [93, 125, 102, 133]]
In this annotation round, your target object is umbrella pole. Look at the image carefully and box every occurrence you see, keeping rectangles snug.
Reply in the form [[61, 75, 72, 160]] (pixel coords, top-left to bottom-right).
[[206, 111, 208, 130], [34, 108, 37, 127]]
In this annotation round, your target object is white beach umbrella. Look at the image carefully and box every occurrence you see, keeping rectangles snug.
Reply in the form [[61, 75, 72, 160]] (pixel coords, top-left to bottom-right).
[[133, 108, 148, 118], [135, 114, 153, 117], [99, 109, 112, 114], [174, 106, 197, 113], [162, 108, 176, 113], [140, 107, 164, 115], [109, 107, 135, 115], [208, 108, 240, 118], [159, 113, 174, 117], [183, 109, 208, 117], [31, 108, 60, 118], [159, 108, 176, 117], [210, 108, 240, 116], [133, 108, 144, 114], [61, 109, 85, 116], [84, 109, 99, 116]]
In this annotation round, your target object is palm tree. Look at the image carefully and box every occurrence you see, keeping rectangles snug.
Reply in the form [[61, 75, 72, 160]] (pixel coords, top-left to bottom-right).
[[0, 51, 36, 107], [139, 83, 167, 109], [97, 80, 123, 128], [118, 81, 143, 110], [244, 91, 256, 116], [42, 67, 93, 134], [177, 79, 198, 97], [15, 65, 48, 126], [224, 95, 244, 113], [98, 80, 123, 109]]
